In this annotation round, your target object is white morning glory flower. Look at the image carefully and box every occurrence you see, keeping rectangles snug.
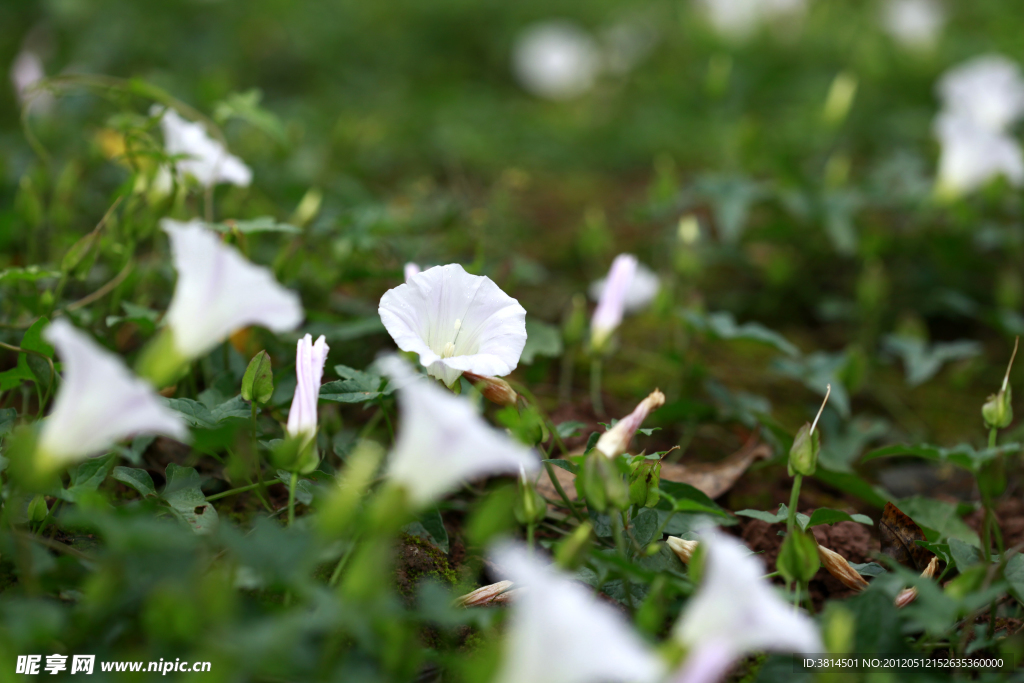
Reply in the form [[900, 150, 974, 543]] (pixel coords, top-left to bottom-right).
[[163, 219, 304, 360], [37, 320, 188, 469], [153, 106, 253, 189], [490, 542, 665, 683], [881, 0, 944, 51], [378, 264, 527, 388], [286, 334, 329, 441], [934, 113, 1024, 196], [512, 21, 601, 101], [380, 356, 538, 508], [671, 532, 822, 683], [589, 260, 660, 314], [590, 253, 638, 352], [696, 0, 807, 41], [10, 49, 54, 114], [937, 55, 1024, 133]]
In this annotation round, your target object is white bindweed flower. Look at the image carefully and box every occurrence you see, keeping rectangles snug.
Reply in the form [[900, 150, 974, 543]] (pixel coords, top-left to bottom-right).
[[286, 334, 329, 441], [595, 389, 665, 458], [403, 262, 421, 282], [153, 106, 253, 188], [589, 261, 659, 314], [672, 532, 822, 683], [37, 320, 188, 469], [590, 253, 637, 352], [881, 0, 944, 51], [380, 356, 538, 508], [490, 542, 665, 683], [163, 219, 304, 360], [10, 49, 54, 114], [512, 21, 601, 101], [378, 264, 527, 387], [937, 55, 1024, 133], [696, 0, 806, 41], [933, 113, 1024, 196]]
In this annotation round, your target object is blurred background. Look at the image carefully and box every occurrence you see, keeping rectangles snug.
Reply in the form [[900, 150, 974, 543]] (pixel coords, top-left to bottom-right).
[[3, 0, 1024, 482]]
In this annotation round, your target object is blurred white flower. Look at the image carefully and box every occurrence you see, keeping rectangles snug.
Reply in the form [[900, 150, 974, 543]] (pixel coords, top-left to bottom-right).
[[10, 49, 54, 114], [672, 532, 822, 683], [696, 0, 807, 40], [595, 389, 665, 458], [380, 356, 538, 508], [934, 113, 1024, 196], [490, 542, 665, 683], [153, 106, 253, 188], [881, 0, 945, 51], [403, 262, 421, 282], [512, 21, 601, 101], [163, 219, 304, 360], [590, 254, 638, 351], [286, 334, 329, 441], [378, 264, 527, 387], [589, 260, 659, 314], [37, 320, 188, 468], [937, 55, 1024, 133]]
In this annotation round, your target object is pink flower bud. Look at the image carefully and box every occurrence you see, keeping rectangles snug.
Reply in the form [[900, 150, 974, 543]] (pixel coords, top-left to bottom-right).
[[590, 254, 637, 352], [595, 389, 665, 458]]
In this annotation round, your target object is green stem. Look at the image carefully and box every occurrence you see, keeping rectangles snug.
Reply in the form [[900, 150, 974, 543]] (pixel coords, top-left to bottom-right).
[[328, 536, 360, 588], [590, 356, 604, 416], [787, 474, 803, 533], [793, 582, 801, 610], [543, 461, 586, 523], [287, 471, 298, 527], [206, 482, 262, 502]]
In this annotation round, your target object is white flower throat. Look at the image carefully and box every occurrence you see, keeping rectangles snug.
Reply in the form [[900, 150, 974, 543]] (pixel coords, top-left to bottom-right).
[[441, 318, 462, 359]]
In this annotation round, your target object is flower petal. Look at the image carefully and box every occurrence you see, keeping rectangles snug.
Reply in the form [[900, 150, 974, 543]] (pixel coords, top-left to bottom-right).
[[287, 334, 329, 438], [380, 355, 537, 507], [38, 320, 188, 466], [155, 107, 253, 188], [490, 542, 664, 683], [163, 219, 304, 360]]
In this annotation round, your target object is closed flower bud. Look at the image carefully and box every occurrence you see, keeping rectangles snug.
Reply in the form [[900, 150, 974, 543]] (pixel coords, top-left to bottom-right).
[[515, 466, 547, 525], [596, 389, 665, 458], [456, 580, 516, 607], [777, 529, 821, 585], [577, 451, 629, 512], [555, 521, 594, 570], [983, 388, 1012, 429], [816, 545, 869, 591], [464, 372, 519, 407], [895, 556, 939, 609], [666, 536, 699, 564], [629, 459, 662, 508], [787, 422, 820, 477]]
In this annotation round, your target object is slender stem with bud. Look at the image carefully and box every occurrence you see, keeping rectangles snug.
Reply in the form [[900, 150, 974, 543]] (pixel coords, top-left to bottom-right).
[[786, 385, 830, 535]]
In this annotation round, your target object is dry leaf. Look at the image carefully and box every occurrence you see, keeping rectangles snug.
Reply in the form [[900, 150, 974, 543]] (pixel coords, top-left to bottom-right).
[[536, 440, 770, 503], [878, 501, 934, 572]]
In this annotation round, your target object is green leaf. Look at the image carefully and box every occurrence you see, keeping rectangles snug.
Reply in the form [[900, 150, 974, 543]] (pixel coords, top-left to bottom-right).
[[0, 266, 60, 284], [882, 335, 982, 387], [898, 496, 981, 547], [735, 504, 809, 529], [162, 463, 218, 534], [418, 508, 449, 554], [0, 408, 17, 437], [275, 470, 314, 506], [632, 508, 660, 547], [848, 561, 887, 577], [241, 350, 274, 405], [555, 421, 585, 439], [0, 318, 56, 393], [212, 89, 288, 144], [948, 537, 982, 570], [319, 365, 390, 404], [520, 318, 563, 364], [1005, 553, 1024, 606], [681, 309, 799, 357], [105, 302, 161, 333], [167, 396, 248, 428], [813, 468, 891, 509], [212, 216, 301, 234], [862, 442, 1019, 474], [112, 466, 157, 497], [658, 481, 730, 517], [60, 454, 117, 502], [544, 459, 579, 475], [805, 508, 873, 528]]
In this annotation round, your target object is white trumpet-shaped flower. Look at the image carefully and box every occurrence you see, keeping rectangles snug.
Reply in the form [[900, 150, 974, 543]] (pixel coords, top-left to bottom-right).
[[380, 356, 538, 508], [672, 532, 822, 683], [937, 55, 1024, 133], [512, 21, 601, 101], [934, 113, 1024, 196], [589, 260, 660, 314], [881, 0, 944, 51], [163, 219, 304, 360], [490, 542, 665, 683], [286, 334, 329, 441], [378, 264, 527, 387], [37, 320, 188, 468], [154, 106, 253, 188], [590, 254, 637, 352], [10, 49, 54, 114]]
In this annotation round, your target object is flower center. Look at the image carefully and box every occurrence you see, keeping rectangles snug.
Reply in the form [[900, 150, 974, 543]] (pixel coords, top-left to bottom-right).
[[440, 318, 463, 359]]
